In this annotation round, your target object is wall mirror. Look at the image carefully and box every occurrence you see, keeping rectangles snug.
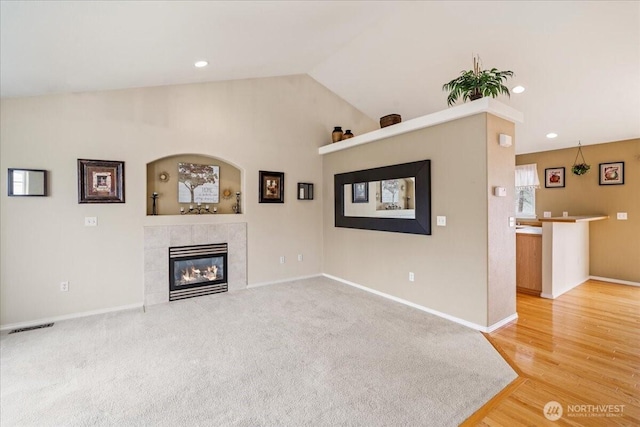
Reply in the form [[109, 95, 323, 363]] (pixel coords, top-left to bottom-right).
[[335, 160, 431, 235], [7, 168, 48, 196]]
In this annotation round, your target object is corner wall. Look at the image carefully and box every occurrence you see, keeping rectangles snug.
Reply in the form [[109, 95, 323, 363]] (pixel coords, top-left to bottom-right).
[[0, 74, 377, 326], [517, 139, 640, 283], [322, 113, 517, 328]]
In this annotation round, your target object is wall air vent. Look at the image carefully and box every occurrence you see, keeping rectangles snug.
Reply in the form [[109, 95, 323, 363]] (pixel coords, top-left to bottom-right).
[[9, 323, 54, 334]]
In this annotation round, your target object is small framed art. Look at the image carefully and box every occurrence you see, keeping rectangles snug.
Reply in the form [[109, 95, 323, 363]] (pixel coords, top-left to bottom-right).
[[544, 167, 565, 188], [599, 162, 624, 185], [352, 182, 368, 203], [297, 183, 314, 200], [78, 159, 125, 203], [259, 170, 284, 203]]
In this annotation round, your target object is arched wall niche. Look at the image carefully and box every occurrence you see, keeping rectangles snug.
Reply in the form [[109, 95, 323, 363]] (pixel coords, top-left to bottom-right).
[[146, 154, 243, 216]]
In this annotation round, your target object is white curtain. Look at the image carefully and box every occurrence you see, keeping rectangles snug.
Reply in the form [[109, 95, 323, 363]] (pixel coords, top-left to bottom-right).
[[515, 164, 540, 189]]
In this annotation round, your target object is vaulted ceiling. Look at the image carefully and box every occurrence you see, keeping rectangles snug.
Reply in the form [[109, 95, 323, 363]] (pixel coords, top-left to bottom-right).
[[1, 1, 638, 154]]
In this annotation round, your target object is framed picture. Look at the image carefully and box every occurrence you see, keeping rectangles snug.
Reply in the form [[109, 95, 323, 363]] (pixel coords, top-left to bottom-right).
[[178, 163, 219, 203], [298, 183, 314, 200], [352, 182, 368, 203], [381, 179, 400, 203], [78, 159, 125, 203], [599, 162, 624, 185], [259, 170, 284, 203], [544, 167, 565, 188]]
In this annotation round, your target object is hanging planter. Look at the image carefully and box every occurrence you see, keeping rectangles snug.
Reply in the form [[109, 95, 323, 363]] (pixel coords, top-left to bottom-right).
[[571, 142, 591, 175]]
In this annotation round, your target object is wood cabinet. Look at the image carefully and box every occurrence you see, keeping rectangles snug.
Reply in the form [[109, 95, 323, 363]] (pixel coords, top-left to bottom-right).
[[516, 232, 542, 295]]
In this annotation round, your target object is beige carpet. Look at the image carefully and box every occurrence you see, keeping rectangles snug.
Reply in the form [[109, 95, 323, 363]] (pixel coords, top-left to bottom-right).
[[1, 276, 516, 426]]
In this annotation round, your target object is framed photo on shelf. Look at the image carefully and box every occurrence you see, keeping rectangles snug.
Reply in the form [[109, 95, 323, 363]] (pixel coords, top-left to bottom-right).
[[77, 159, 125, 203], [599, 162, 624, 185], [352, 182, 368, 203], [259, 170, 284, 203], [544, 167, 565, 188]]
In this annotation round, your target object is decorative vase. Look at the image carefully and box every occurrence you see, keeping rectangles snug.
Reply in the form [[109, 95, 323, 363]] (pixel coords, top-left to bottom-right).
[[343, 130, 354, 139], [332, 126, 343, 143]]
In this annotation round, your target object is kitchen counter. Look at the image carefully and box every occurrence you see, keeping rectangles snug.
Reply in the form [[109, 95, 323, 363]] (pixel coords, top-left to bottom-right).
[[539, 215, 609, 223], [540, 214, 608, 298], [515, 226, 542, 235]]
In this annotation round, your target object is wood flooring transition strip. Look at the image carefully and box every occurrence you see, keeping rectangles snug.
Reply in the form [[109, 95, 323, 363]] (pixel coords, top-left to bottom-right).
[[460, 376, 527, 426]]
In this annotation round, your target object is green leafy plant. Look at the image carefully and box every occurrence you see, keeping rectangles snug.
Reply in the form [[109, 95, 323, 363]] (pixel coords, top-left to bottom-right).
[[572, 163, 590, 176], [571, 142, 590, 175], [442, 56, 514, 106]]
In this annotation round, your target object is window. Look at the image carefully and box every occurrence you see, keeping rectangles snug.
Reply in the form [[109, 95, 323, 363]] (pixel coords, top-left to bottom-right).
[[515, 186, 536, 218], [515, 164, 540, 218]]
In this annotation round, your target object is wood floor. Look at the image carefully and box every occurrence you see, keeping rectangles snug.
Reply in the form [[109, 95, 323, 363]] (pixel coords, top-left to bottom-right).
[[462, 280, 640, 426]]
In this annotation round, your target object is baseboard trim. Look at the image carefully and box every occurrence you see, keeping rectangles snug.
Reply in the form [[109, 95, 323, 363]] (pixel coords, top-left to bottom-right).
[[0, 303, 144, 332], [247, 274, 322, 289], [589, 276, 640, 287], [486, 313, 519, 332], [322, 274, 516, 333]]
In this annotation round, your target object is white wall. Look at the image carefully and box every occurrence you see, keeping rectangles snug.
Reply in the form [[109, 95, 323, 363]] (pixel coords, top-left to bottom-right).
[[0, 75, 377, 326]]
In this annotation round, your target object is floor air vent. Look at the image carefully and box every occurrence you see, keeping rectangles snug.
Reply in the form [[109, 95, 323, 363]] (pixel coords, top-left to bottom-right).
[[9, 323, 54, 334]]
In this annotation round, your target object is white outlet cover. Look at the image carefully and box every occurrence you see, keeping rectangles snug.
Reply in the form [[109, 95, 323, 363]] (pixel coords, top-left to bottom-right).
[[84, 217, 97, 226], [543, 212, 552, 218], [562, 212, 569, 217], [617, 212, 628, 220], [436, 216, 446, 226]]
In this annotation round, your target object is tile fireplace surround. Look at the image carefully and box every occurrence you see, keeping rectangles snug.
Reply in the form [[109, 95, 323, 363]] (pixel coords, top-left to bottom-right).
[[144, 223, 247, 306]]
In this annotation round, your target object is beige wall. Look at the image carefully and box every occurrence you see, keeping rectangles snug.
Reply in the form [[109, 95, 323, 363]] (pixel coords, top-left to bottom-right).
[[517, 139, 640, 283], [0, 74, 377, 326], [486, 116, 517, 325], [322, 114, 517, 328]]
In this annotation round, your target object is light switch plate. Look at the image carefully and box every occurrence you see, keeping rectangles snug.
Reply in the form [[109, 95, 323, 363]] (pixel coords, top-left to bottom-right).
[[617, 212, 628, 220], [509, 217, 516, 227], [436, 216, 446, 226]]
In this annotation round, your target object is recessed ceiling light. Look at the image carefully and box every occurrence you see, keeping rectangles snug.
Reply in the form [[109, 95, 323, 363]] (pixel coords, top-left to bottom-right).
[[512, 85, 525, 94], [546, 133, 558, 139], [194, 60, 209, 68]]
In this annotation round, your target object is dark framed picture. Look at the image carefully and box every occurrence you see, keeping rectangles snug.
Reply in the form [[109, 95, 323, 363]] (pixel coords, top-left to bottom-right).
[[78, 159, 125, 203], [297, 183, 314, 200], [599, 162, 624, 185], [544, 167, 565, 188], [352, 182, 368, 203], [259, 170, 284, 203]]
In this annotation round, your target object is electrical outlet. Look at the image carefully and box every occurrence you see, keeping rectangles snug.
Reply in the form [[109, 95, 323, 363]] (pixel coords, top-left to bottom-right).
[[297, 254, 303, 262], [436, 216, 446, 226], [617, 212, 628, 220], [409, 272, 415, 282], [84, 217, 98, 226], [60, 281, 69, 292], [279, 256, 285, 264], [562, 212, 569, 217], [543, 211, 552, 218]]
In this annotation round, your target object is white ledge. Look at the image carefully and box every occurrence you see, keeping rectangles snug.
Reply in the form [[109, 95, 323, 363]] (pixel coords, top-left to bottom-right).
[[319, 98, 524, 155]]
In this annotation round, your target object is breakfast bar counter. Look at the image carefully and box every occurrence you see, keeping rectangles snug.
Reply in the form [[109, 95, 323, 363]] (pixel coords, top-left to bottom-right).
[[538, 215, 608, 298]]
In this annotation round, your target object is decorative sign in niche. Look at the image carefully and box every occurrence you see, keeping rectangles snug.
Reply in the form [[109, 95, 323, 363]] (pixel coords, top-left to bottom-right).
[[178, 163, 220, 204]]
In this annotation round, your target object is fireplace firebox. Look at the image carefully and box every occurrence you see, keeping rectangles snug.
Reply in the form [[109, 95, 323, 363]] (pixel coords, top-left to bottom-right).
[[169, 243, 228, 301]]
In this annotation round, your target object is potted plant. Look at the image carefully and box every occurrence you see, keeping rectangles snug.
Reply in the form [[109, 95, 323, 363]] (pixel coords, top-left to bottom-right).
[[571, 143, 590, 175], [572, 163, 590, 175], [442, 56, 514, 106]]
